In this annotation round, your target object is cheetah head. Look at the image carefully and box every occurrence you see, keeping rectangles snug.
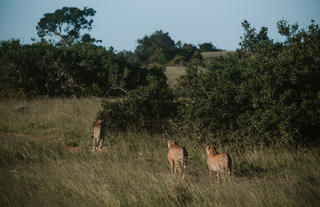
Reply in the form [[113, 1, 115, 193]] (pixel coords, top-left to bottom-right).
[[206, 145, 216, 155], [167, 140, 177, 148]]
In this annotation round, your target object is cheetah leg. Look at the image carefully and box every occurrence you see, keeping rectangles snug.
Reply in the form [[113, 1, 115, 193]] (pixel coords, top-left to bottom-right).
[[227, 168, 231, 175], [181, 161, 186, 179], [169, 159, 174, 173], [176, 162, 183, 177], [216, 173, 221, 183], [225, 169, 231, 182], [209, 169, 213, 176], [177, 167, 181, 176], [174, 163, 179, 175], [221, 175, 225, 183], [92, 137, 97, 152], [100, 138, 104, 149]]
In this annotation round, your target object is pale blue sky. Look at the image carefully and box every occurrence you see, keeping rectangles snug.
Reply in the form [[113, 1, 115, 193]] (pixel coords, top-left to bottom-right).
[[1, 0, 319, 51]]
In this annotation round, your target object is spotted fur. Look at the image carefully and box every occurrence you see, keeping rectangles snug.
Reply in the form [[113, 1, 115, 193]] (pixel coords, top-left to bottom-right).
[[92, 120, 103, 152], [167, 140, 187, 177], [206, 145, 232, 182]]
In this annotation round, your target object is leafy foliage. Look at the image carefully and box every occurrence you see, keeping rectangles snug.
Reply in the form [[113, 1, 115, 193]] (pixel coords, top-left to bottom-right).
[[1, 6, 206, 98], [134, 31, 204, 65], [0, 40, 153, 98], [198, 42, 221, 52], [36, 7, 96, 46], [239, 20, 272, 52], [135, 30, 177, 64], [3, 7, 319, 148], [97, 70, 177, 132], [177, 43, 203, 64], [178, 20, 320, 146]]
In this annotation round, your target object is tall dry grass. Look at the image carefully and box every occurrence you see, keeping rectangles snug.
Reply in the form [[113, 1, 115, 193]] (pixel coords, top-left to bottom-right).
[[165, 66, 186, 90], [201, 51, 234, 59], [0, 98, 319, 206], [0, 97, 101, 146]]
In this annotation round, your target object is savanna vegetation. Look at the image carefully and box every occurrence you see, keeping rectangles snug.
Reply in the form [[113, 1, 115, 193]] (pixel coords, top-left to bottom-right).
[[0, 6, 320, 207], [0, 7, 217, 98], [0, 98, 319, 206]]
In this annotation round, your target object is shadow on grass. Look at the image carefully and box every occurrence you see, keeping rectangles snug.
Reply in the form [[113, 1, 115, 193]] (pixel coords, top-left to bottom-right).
[[234, 160, 267, 178], [174, 184, 193, 207]]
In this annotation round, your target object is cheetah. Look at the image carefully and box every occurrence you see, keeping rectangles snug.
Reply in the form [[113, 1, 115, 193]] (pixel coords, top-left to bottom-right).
[[167, 140, 188, 178], [92, 119, 104, 152], [206, 145, 232, 182]]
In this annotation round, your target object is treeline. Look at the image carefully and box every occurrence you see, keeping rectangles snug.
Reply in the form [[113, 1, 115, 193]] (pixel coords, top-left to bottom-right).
[[98, 19, 320, 146], [0, 40, 168, 98], [0, 35, 217, 98], [0, 7, 220, 98], [132, 30, 221, 65], [1, 6, 319, 146]]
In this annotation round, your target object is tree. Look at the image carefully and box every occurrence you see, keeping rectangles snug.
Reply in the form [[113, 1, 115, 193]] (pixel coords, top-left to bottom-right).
[[239, 20, 271, 52], [179, 43, 198, 61], [97, 74, 176, 132], [0, 39, 155, 98], [178, 19, 320, 146], [135, 30, 177, 64], [173, 43, 203, 64], [81, 33, 102, 44], [277, 19, 299, 42], [198, 42, 220, 52], [36, 7, 96, 46]]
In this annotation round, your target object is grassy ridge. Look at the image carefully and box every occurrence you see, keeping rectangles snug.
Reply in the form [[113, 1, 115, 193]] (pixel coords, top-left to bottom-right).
[[0, 98, 320, 206]]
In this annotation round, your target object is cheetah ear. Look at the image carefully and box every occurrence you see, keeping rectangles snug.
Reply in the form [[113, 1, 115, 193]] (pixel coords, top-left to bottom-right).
[[206, 146, 212, 155]]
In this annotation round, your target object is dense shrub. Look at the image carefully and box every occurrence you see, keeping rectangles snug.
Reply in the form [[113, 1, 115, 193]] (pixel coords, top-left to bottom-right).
[[198, 42, 222, 52], [135, 30, 177, 65], [0, 40, 153, 98], [97, 69, 177, 133], [177, 20, 320, 146], [172, 43, 203, 65]]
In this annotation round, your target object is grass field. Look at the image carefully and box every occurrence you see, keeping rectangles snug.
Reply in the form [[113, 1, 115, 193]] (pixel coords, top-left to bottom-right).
[[165, 51, 234, 90], [201, 51, 234, 59], [165, 66, 186, 89], [1, 98, 320, 206]]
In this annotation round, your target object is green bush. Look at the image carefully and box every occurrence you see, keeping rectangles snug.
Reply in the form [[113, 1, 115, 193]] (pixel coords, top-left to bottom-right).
[[0, 40, 153, 98], [177, 20, 320, 146], [97, 71, 177, 133]]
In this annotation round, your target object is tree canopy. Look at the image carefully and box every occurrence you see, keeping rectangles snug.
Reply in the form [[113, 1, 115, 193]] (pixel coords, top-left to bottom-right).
[[198, 42, 221, 52], [135, 30, 177, 64], [177, 19, 320, 146], [3, 5, 320, 147], [36, 7, 96, 46], [239, 20, 271, 52]]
